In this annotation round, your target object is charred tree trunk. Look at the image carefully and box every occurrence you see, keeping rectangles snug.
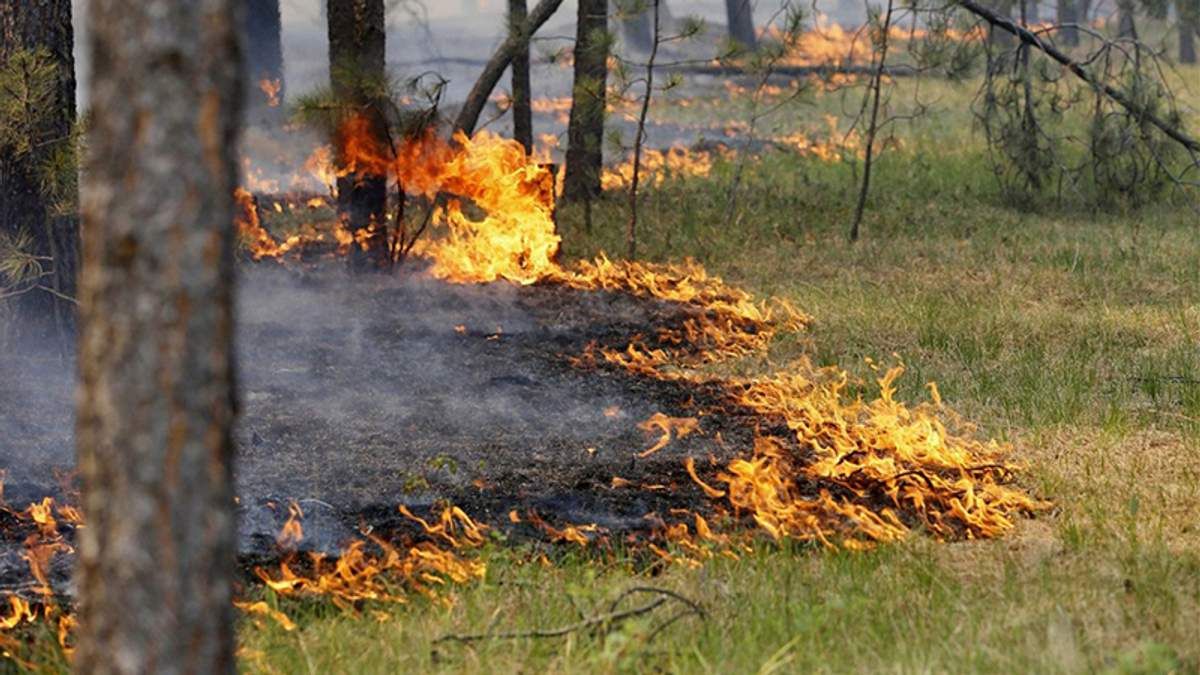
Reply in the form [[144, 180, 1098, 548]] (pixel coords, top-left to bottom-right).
[[0, 0, 78, 341], [76, 0, 242, 672], [509, 0, 533, 153], [328, 0, 390, 270], [243, 0, 285, 128], [725, 0, 757, 50], [562, 0, 609, 202], [1057, 0, 1079, 46]]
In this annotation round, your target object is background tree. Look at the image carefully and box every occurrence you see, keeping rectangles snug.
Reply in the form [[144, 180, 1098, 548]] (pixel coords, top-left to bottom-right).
[[0, 0, 78, 339], [328, 0, 390, 270], [243, 0, 286, 127], [75, 0, 242, 671], [562, 0, 610, 202], [1117, 0, 1138, 38], [617, 0, 655, 52], [453, 0, 564, 137], [1057, 0, 1079, 46], [725, 0, 758, 50], [509, 0, 533, 153], [1180, 0, 1198, 63]]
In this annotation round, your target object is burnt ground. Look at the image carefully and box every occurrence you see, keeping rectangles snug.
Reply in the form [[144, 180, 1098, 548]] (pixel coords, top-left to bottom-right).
[[1, 261, 780, 594]]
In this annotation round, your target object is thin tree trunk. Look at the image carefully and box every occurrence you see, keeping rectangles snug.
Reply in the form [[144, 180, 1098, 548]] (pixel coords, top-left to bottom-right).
[[0, 0, 78, 341], [1181, 4, 1197, 64], [453, 0, 565, 137], [627, 0, 660, 259], [850, 0, 895, 242], [725, 0, 757, 50], [328, 0, 390, 271], [562, 0, 609, 202], [75, 0, 242, 672], [509, 0, 533, 153], [243, 0, 285, 127], [1078, 0, 1092, 25], [1117, 0, 1137, 38], [988, 0, 1015, 48]]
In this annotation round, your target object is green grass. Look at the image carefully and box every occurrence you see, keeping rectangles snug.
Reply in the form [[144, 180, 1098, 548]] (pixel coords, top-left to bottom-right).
[[261, 75, 1200, 672], [8, 68, 1200, 673], [231, 75, 1200, 672]]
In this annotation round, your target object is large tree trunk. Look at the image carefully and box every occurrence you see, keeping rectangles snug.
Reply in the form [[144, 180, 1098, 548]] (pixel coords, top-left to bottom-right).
[[509, 0, 533, 153], [724, 0, 757, 50], [562, 0, 609, 202], [0, 0, 78, 341], [243, 0, 285, 127], [327, 0, 389, 270], [75, 0, 242, 672]]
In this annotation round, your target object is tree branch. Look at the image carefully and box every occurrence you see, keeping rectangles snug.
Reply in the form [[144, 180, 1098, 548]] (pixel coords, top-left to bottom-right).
[[452, 0, 566, 137], [957, 0, 1200, 155]]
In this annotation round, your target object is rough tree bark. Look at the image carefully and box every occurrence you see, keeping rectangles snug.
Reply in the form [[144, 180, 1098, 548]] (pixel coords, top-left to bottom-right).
[[509, 0, 533, 153], [243, 0, 285, 127], [0, 0, 78, 339], [328, 0, 390, 270], [725, 0, 757, 50], [75, 0, 242, 673], [562, 0, 609, 202]]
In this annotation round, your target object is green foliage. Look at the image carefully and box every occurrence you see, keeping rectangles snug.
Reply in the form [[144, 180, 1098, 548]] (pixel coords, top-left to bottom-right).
[[0, 47, 78, 301], [0, 48, 59, 158]]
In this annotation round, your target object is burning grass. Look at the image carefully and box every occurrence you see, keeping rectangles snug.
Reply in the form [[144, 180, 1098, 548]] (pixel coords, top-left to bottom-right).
[[228, 118, 1043, 554], [1, 109, 1050, 665]]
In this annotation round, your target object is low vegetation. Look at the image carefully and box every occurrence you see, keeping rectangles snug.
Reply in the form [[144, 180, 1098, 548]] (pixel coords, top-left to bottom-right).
[[229, 73, 1200, 673]]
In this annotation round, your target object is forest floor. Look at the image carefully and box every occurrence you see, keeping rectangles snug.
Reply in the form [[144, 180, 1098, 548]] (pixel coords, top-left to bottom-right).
[[225, 69, 1200, 674], [8, 67, 1200, 672]]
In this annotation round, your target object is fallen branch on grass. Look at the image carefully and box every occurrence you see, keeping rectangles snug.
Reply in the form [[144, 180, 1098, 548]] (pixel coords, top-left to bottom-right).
[[432, 586, 704, 645]]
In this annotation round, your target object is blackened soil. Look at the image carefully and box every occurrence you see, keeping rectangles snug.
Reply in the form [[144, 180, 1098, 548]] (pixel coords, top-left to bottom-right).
[[1, 262, 787, 593]]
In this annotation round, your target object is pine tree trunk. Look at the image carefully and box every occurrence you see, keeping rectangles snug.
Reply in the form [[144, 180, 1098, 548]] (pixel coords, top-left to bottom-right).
[[509, 0, 533, 153], [75, 0, 242, 672], [725, 0, 757, 50], [243, 0, 285, 127], [327, 0, 389, 270], [562, 0, 609, 202], [0, 0, 78, 340]]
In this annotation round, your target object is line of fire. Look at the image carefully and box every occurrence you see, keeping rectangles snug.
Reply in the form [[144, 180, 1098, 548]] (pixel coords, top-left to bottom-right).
[[3, 0, 1199, 671]]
